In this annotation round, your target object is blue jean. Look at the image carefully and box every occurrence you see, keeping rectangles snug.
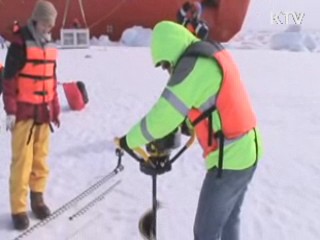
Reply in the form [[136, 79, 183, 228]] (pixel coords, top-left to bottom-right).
[[194, 164, 256, 240]]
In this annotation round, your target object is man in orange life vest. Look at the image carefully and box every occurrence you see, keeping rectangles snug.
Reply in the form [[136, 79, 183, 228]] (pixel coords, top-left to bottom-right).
[[2, 0, 60, 230], [116, 21, 263, 240]]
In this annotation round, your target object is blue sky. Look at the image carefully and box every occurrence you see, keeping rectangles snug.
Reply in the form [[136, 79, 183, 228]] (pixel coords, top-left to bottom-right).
[[244, 0, 318, 30]]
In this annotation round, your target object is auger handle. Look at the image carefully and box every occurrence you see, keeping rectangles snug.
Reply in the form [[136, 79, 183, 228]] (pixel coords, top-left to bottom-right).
[[114, 131, 196, 164]]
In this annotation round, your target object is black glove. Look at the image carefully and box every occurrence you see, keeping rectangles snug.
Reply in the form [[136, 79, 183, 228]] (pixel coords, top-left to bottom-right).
[[181, 120, 192, 136], [116, 137, 172, 176], [117, 136, 132, 153]]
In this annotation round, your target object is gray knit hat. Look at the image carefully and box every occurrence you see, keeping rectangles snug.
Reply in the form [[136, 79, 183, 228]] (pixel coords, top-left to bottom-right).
[[31, 0, 57, 26]]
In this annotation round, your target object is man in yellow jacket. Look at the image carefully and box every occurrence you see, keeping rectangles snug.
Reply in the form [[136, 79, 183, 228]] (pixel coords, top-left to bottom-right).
[[2, 0, 60, 230], [117, 21, 263, 240]]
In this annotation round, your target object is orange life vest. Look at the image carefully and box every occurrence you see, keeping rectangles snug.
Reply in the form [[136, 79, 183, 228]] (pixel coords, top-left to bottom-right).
[[16, 40, 57, 104], [186, 42, 256, 158]]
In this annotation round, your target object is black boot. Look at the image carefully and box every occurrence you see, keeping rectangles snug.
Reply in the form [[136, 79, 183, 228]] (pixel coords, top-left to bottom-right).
[[12, 212, 29, 230], [30, 192, 51, 220]]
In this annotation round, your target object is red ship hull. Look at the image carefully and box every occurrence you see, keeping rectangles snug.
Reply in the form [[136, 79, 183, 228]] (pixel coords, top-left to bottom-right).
[[0, 1, 250, 42], [0, 0, 186, 41]]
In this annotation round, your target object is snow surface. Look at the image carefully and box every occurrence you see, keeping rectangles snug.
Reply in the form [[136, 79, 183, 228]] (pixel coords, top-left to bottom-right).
[[270, 25, 318, 52], [91, 26, 320, 53], [0, 30, 320, 240]]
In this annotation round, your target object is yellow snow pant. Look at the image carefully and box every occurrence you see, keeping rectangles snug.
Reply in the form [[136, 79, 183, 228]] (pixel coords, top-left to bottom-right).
[[10, 120, 51, 214]]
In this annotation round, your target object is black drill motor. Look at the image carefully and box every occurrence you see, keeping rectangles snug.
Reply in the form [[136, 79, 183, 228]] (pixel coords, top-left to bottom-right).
[[140, 128, 181, 175]]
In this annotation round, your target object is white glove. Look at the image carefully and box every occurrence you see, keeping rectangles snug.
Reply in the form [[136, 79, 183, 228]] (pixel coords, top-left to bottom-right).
[[6, 115, 16, 131]]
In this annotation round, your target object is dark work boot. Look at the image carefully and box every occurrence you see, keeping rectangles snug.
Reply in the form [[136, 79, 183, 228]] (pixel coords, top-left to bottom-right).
[[12, 212, 29, 230], [30, 192, 51, 220]]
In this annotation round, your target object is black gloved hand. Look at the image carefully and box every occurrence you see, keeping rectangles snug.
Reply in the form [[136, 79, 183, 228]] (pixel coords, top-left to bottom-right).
[[116, 136, 132, 154], [181, 120, 192, 136]]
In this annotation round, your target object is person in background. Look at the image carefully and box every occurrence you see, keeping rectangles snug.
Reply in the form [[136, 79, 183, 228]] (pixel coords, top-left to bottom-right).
[[177, 0, 251, 42], [177, 1, 209, 40], [115, 21, 263, 240], [2, 0, 60, 230]]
